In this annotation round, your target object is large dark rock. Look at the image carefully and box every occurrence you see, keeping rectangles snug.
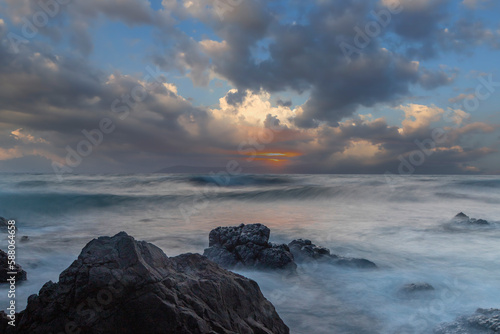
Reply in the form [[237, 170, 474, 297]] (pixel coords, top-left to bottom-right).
[[204, 224, 296, 271], [434, 308, 500, 333], [288, 239, 377, 269], [0, 249, 27, 282], [7, 232, 289, 334], [452, 212, 490, 225]]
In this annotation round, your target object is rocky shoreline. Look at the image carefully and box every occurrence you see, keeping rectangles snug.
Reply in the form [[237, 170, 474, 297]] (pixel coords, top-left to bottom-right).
[[1, 214, 499, 333]]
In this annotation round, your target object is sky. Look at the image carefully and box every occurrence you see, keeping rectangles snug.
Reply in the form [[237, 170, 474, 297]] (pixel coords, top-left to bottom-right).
[[0, 0, 499, 176]]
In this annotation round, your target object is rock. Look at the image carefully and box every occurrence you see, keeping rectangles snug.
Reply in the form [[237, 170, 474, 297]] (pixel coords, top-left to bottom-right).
[[288, 239, 377, 269], [0, 249, 27, 282], [470, 219, 489, 225], [398, 282, 435, 294], [0, 311, 13, 333], [11, 232, 289, 334], [0, 217, 16, 231], [288, 239, 330, 261], [204, 224, 296, 271], [434, 308, 500, 333], [20, 236, 29, 242], [452, 212, 490, 225], [454, 212, 470, 221]]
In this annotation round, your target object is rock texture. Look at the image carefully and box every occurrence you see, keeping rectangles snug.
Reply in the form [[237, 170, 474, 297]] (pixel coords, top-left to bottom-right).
[[0, 249, 27, 282], [453, 212, 489, 225], [7, 232, 289, 334], [203, 224, 296, 271], [288, 239, 377, 269], [435, 308, 500, 333]]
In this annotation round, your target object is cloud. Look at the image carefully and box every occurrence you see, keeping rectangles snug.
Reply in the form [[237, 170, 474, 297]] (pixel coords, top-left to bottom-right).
[[11, 128, 48, 144], [449, 93, 475, 104], [0, 0, 498, 174], [2, 0, 173, 56], [462, 0, 493, 9], [156, 0, 489, 128], [418, 67, 458, 89]]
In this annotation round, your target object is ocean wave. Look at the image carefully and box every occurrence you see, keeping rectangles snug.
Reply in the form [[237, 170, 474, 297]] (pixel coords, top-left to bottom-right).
[[188, 175, 293, 187], [14, 180, 50, 188], [217, 186, 338, 201], [435, 192, 500, 204], [454, 179, 500, 188], [0, 192, 183, 216]]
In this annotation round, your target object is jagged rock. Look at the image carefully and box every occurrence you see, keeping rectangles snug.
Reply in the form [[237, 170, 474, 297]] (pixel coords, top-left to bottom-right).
[[8, 232, 289, 334], [288, 239, 377, 269], [434, 308, 500, 333], [470, 219, 489, 225], [288, 239, 330, 260], [453, 212, 490, 225], [0, 249, 27, 282], [399, 282, 435, 294], [454, 212, 470, 221], [204, 224, 296, 271]]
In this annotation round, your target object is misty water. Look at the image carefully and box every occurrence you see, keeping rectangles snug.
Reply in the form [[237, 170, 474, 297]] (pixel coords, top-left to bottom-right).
[[1, 173, 499, 333]]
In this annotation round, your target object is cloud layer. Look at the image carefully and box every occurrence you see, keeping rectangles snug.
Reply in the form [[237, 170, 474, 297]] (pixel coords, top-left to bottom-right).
[[0, 0, 498, 175]]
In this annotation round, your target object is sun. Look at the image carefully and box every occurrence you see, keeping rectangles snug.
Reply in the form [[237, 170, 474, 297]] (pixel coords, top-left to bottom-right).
[[250, 152, 301, 166]]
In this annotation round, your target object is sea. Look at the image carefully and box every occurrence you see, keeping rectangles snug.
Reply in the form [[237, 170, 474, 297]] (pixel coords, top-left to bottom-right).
[[0, 173, 499, 334]]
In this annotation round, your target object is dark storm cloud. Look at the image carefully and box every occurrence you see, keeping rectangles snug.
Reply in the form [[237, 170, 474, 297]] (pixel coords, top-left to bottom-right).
[[390, 0, 450, 40], [276, 99, 292, 108], [225, 90, 248, 106], [418, 67, 458, 90], [0, 0, 498, 174], [150, 0, 500, 129], [0, 37, 217, 172], [162, 0, 483, 128], [282, 114, 497, 174]]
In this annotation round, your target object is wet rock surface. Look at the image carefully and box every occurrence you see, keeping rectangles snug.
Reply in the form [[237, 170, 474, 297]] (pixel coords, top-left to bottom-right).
[[203, 223, 296, 271], [453, 212, 490, 225], [288, 239, 377, 269], [4, 232, 289, 334]]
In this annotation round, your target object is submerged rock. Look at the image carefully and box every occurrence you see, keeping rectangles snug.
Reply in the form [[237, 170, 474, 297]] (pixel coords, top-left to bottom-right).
[[452, 212, 490, 225], [288, 239, 377, 269], [0, 249, 27, 282], [435, 308, 500, 333], [8, 232, 289, 334], [398, 282, 434, 295], [204, 223, 296, 271]]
